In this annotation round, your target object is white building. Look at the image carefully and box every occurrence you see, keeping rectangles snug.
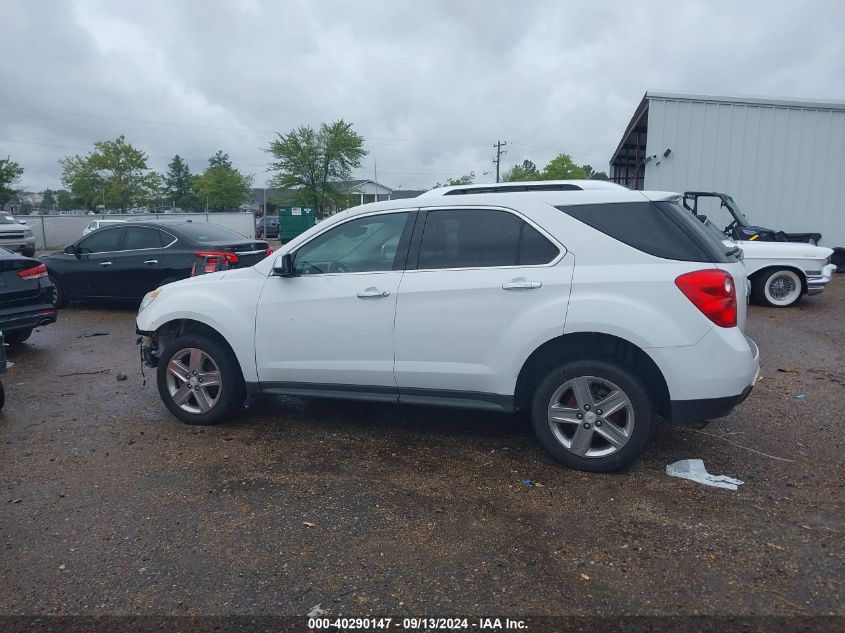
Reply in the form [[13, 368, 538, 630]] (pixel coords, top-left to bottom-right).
[[610, 91, 845, 246]]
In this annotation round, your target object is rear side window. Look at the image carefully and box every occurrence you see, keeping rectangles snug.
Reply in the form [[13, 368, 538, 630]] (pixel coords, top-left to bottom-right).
[[557, 201, 732, 263], [417, 209, 559, 269], [123, 227, 162, 250]]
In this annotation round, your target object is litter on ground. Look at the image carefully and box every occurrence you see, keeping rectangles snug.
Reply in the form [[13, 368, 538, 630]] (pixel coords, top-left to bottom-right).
[[666, 459, 744, 491]]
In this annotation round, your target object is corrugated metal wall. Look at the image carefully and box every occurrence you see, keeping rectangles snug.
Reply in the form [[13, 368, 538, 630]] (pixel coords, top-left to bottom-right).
[[644, 97, 845, 246]]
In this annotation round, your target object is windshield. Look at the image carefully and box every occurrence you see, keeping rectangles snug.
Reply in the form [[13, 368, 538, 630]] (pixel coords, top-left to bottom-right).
[[722, 195, 750, 225], [0, 214, 20, 225]]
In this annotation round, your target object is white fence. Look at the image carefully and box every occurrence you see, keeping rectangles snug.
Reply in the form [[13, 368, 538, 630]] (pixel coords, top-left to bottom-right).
[[26, 212, 257, 250]]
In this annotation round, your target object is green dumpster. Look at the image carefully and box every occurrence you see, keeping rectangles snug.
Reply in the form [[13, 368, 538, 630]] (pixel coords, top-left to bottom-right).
[[277, 206, 316, 241]]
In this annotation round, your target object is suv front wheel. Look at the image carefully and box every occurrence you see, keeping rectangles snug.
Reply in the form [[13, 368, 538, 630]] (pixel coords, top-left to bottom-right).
[[156, 333, 245, 425], [530, 360, 654, 472]]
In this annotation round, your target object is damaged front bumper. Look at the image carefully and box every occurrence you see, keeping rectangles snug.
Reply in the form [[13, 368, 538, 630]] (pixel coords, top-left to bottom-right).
[[137, 331, 159, 367], [806, 263, 837, 296]]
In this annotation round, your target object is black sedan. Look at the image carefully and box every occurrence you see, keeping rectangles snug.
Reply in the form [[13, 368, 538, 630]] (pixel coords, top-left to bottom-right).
[[0, 247, 57, 345], [44, 220, 270, 306]]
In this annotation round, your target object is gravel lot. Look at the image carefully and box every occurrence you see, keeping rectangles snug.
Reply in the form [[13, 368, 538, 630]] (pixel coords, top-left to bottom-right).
[[1, 278, 843, 619]]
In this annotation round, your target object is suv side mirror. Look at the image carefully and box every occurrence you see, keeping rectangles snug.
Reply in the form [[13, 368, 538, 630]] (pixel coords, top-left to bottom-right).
[[273, 253, 295, 277], [64, 244, 78, 255]]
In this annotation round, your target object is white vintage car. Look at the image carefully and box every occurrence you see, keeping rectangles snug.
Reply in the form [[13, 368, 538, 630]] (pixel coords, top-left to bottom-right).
[[697, 216, 836, 307], [732, 239, 836, 307]]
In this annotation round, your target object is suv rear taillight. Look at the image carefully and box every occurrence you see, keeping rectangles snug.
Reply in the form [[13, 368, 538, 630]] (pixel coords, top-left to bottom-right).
[[17, 263, 48, 280], [675, 270, 737, 328]]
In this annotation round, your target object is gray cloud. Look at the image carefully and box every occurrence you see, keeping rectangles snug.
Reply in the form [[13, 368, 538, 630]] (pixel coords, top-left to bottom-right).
[[1, 0, 843, 191]]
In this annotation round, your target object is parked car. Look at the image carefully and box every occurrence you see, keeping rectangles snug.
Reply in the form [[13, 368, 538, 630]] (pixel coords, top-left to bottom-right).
[[0, 214, 36, 257], [82, 219, 126, 236], [136, 185, 760, 472], [44, 220, 271, 307], [0, 247, 57, 345], [683, 191, 845, 271], [695, 216, 836, 307], [255, 216, 280, 239]]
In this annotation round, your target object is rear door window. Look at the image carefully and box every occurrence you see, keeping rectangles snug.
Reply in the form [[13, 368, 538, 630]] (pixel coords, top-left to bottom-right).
[[416, 209, 559, 269], [123, 227, 163, 250]]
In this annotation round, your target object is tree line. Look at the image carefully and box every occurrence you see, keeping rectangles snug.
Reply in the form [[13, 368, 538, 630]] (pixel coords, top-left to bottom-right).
[[1, 123, 608, 215]]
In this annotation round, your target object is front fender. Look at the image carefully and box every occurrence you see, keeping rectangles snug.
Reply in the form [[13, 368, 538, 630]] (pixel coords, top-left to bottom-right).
[[136, 271, 265, 382]]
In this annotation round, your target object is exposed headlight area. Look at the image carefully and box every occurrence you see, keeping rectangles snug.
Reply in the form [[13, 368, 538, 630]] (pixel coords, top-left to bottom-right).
[[139, 288, 161, 313]]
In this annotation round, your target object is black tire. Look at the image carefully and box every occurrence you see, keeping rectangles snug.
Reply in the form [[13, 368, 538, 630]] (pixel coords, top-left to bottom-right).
[[49, 274, 67, 308], [156, 332, 245, 425], [751, 268, 803, 307], [530, 360, 654, 472], [5, 329, 32, 346], [22, 248, 35, 257], [0, 381, 4, 410], [831, 247, 845, 271]]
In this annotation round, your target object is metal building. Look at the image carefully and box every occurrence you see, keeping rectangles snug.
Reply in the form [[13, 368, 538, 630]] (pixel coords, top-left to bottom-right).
[[610, 91, 845, 246]]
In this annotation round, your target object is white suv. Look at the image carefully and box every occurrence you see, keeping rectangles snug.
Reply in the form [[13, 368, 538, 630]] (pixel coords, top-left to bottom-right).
[[136, 182, 760, 472]]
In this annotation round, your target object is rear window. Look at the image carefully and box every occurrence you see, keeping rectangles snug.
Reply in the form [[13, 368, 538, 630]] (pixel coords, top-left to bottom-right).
[[557, 201, 734, 263]]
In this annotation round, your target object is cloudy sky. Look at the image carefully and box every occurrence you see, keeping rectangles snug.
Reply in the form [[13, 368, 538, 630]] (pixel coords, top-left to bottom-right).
[[2, 0, 843, 192]]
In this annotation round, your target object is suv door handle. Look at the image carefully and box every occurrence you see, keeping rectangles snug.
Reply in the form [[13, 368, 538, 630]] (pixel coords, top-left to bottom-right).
[[99, 261, 112, 267], [357, 287, 390, 298], [144, 259, 158, 265], [502, 278, 542, 290]]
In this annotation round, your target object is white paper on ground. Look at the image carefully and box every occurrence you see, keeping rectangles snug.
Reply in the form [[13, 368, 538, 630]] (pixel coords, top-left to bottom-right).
[[666, 459, 744, 490]]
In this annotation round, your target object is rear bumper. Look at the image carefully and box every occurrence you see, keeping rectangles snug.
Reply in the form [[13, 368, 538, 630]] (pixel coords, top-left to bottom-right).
[[806, 263, 837, 295], [648, 332, 760, 423], [670, 384, 754, 424], [0, 306, 57, 333]]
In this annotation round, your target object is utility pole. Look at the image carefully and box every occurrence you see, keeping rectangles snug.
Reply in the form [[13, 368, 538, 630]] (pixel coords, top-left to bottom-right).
[[493, 140, 507, 183]]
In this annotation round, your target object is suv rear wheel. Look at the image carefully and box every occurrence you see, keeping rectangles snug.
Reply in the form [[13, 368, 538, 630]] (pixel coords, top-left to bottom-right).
[[156, 333, 245, 425], [530, 360, 654, 472]]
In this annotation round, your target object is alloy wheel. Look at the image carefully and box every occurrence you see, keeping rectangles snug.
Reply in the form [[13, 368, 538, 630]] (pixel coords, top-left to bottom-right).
[[165, 348, 222, 414], [546, 376, 635, 458]]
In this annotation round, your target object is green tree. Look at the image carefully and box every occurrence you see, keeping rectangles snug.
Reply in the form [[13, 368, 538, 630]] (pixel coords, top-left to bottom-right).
[[164, 155, 197, 210], [503, 160, 540, 182], [59, 135, 159, 212], [266, 120, 367, 215], [41, 188, 56, 210], [0, 157, 24, 204], [582, 164, 609, 181], [208, 150, 232, 169], [432, 172, 475, 188], [56, 190, 75, 211], [541, 153, 587, 180], [192, 151, 253, 211], [58, 154, 103, 211]]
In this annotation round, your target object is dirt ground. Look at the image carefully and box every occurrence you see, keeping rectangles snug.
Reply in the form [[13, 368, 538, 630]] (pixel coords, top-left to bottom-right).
[[0, 278, 843, 620]]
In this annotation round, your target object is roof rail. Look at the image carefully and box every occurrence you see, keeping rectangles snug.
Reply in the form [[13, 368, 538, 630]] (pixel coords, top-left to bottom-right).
[[419, 179, 628, 197]]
